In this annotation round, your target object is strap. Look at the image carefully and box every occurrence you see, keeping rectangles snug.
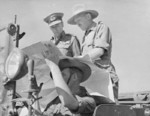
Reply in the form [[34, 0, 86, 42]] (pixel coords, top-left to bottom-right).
[[92, 21, 102, 46]]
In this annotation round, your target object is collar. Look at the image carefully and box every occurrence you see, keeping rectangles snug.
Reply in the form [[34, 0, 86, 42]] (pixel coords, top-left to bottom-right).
[[84, 22, 97, 36]]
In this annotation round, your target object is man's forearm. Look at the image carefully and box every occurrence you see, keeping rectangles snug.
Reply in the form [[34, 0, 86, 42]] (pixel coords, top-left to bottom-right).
[[86, 48, 104, 61], [45, 59, 79, 110], [51, 65, 79, 109]]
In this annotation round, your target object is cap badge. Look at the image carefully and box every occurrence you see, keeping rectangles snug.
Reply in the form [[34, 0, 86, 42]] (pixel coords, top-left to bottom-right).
[[50, 15, 56, 21]]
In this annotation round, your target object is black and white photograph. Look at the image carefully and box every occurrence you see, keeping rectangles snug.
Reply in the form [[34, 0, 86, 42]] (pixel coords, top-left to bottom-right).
[[0, 0, 150, 115]]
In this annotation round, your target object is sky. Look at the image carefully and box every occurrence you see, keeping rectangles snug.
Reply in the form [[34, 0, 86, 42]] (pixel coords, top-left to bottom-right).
[[0, 0, 150, 94]]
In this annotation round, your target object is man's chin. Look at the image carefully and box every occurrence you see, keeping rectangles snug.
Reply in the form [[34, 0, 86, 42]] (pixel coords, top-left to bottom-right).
[[80, 28, 86, 31]]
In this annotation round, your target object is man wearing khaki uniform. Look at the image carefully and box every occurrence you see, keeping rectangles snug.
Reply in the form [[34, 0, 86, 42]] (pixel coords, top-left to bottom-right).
[[67, 5, 119, 100]]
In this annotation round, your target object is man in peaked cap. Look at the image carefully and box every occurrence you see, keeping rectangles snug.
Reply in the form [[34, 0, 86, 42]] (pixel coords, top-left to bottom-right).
[[43, 12, 81, 57], [67, 4, 119, 101]]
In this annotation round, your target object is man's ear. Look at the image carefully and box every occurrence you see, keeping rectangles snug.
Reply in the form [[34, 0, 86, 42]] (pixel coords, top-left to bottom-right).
[[61, 22, 64, 27]]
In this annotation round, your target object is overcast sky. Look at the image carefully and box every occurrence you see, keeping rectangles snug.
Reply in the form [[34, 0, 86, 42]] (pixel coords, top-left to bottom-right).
[[0, 0, 150, 94]]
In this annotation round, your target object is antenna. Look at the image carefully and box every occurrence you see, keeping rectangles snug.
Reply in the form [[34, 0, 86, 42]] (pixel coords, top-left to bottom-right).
[[14, 15, 17, 24]]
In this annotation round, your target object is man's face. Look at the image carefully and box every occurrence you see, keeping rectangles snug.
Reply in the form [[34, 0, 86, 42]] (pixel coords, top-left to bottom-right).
[[50, 22, 63, 37], [74, 14, 90, 31], [61, 68, 71, 84], [61, 68, 81, 93]]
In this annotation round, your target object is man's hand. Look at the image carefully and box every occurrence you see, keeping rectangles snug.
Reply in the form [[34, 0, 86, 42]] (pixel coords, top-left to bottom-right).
[[52, 103, 72, 116], [41, 41, 61, 65], [74, 54, 92, 62]]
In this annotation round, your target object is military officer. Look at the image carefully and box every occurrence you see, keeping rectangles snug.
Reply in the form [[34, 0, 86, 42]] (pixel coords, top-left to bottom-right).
[[44, 12, 81, 57], [67, 4, 119, 100]]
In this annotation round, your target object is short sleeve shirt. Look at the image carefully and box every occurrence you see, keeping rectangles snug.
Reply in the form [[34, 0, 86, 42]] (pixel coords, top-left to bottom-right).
[[81, 21, 119, 83], [81, 21, 112, 67], [50, 31, 81, 57]]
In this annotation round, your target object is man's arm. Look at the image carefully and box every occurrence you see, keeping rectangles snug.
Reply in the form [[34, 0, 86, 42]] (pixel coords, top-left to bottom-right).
[[85, 47, 104, 61], [84, 23, 111, 62], [45, 59, 79, 110], [71, 36, 81, 56]]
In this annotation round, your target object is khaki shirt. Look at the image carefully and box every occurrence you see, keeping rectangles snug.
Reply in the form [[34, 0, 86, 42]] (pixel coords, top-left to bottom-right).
[[81, 21, 118, 83], [50, 31, 81, 57]]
